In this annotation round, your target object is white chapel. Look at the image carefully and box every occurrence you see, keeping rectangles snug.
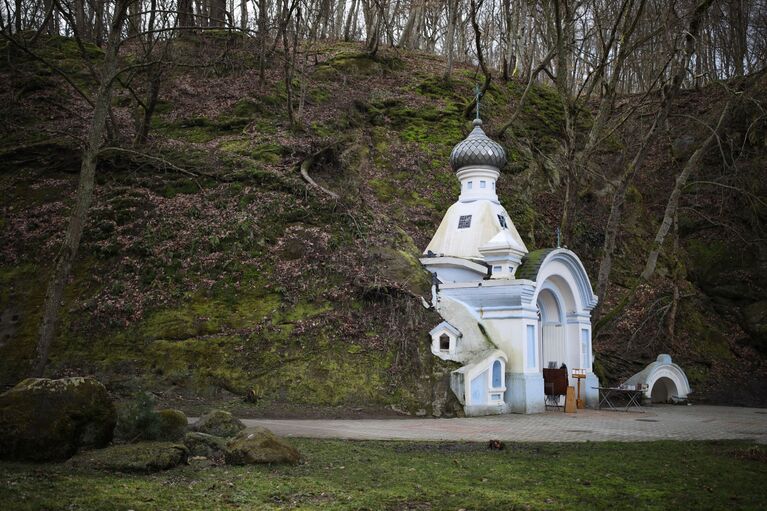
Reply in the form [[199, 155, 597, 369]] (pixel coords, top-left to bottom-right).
[[421, 113, 600, 415]]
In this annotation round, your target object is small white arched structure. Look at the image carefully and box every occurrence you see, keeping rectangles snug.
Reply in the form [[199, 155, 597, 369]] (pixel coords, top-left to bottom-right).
[[624, 354, 692, 403]]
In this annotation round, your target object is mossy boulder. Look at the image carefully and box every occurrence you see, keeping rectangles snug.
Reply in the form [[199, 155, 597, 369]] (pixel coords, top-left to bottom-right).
[[183, 431, 227, 458], [369, 246, 432, 296], [67, 442, 188, 473], [0, 377, 116, 461], [191, 409, 245, 437], [156, 409, 188, 441], [224, 427, 300, 465]]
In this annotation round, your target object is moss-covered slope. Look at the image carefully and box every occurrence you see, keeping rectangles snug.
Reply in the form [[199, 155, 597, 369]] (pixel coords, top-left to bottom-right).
[[1, 35, 765, 412]]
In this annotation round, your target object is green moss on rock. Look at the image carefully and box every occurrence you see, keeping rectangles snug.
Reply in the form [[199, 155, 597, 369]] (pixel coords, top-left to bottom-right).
[[67, 442, 188, 473], [0, 377, 116, 461], [224, 426, 300, 465], [184, 431, 227, 458], [156, 409, 188, 441], [192, 409, 245, 437]]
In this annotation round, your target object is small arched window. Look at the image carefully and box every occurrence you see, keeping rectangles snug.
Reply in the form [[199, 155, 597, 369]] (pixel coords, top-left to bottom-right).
[[439, 334, 450, 351], [492, 360, 503, 388]]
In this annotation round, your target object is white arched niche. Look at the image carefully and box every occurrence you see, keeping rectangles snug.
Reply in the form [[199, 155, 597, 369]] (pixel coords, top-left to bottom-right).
[[536, 284, 566, 369], [625, 354, 692, 403]]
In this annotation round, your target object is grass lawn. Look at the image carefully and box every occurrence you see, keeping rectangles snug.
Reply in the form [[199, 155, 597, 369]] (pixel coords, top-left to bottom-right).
[[1, 440, 765, 510]]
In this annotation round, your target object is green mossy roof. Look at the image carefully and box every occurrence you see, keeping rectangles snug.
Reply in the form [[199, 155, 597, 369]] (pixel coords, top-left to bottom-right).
[[515, 248, 556, 281]]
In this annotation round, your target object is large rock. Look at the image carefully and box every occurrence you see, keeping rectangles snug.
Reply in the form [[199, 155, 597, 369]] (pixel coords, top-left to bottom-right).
[[156, 409, 188, 441], [184, 431, 227, 458], [0, 377, 116, 461], [224, 427, 300, 465], [192, 409, 245, 437], [67, 442, 188, 473]]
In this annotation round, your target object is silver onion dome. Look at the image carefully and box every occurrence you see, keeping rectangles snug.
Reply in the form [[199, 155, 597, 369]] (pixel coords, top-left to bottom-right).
[[449, 119, 507, 171]]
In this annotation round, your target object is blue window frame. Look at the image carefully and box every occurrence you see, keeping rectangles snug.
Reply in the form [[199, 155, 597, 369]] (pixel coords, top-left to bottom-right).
[[492, 360, 503, 388], [526, 325, 536, 369]]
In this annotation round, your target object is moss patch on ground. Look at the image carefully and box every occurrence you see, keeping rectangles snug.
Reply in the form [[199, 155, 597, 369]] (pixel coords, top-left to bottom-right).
[[1, 440, 764, 510], [314, 51, 404, 80], [152, 116, 252, 143]]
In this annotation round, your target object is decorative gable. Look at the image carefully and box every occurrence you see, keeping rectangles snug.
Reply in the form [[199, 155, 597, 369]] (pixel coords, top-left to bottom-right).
[[429, 321, 461, 359]]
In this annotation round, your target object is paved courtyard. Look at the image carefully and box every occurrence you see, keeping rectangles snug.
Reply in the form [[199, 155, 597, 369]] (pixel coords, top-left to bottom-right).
[[242, 405, 767, 443]]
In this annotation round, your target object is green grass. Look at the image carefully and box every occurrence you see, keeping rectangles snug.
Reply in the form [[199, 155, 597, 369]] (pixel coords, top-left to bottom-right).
[[0, 440, 764, 510]]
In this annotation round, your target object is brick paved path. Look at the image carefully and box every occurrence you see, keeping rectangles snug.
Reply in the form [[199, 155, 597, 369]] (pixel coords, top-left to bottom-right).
[[241, 405, 767, 443]]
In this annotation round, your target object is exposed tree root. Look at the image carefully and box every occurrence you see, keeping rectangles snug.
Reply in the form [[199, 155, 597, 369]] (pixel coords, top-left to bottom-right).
[[299, 146, 340, 200]]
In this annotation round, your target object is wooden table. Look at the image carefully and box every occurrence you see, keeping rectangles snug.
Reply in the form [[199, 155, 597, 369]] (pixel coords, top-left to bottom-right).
[[594, 386, 645, 412]]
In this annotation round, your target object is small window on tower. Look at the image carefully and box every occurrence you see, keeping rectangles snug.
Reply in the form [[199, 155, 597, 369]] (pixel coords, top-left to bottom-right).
[[458, 215, 472, 229], [467, 181, 473, 190], [498, 215, 508, 229], [480, 181, 486, 188], [439, 334, 450, 351]]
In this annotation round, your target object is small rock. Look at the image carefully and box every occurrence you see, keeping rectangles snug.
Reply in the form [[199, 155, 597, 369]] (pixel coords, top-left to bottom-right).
[[67, 442, 188, 473], [192, 410, 245, 437], [224, 427, 300, 465], [156, 409, 188, 441]]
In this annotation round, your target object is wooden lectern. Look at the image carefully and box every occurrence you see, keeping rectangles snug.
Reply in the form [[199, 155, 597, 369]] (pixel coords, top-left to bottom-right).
[[572, 368, 587, 409]]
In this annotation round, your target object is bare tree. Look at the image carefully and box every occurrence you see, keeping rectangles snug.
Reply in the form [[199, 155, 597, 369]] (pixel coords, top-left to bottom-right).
[[594, 0, 717, 324], [443, 0, 459, 80], [33, 0, 134, 376]]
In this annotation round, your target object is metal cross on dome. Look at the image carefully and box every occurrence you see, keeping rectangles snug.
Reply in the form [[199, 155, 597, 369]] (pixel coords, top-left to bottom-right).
[[474, 83, 482, 121]]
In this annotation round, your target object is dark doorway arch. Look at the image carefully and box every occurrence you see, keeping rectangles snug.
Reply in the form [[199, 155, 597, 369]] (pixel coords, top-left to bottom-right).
[[650, 377, 679, 403]]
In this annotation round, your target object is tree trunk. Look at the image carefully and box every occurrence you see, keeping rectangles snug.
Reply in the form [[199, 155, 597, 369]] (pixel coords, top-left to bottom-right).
[[464, 0, 491, 118], [32, 0, 132, 377], [281, 0, 298, 126], [666, 211, 680, 346], [258, 0, 269, 83], [178, 0, 193, 28], [729, 0, 748, 76], [127, 0, 140, 38], [641, 100, 731, 280], [75, 0, 90, 40], [398, 0, 423, 49], [41, 0, 56, 36], [210, 0, 227, 27], [134, 64, 163, 146], [241, 0, 248, 30], [443, 0, 458, 81], [594, 0, 716, 323], [197, 0, 207, 27], [14, 0, 22, 32], [93, 0, 106, 44], [344, 0, 357, 41]]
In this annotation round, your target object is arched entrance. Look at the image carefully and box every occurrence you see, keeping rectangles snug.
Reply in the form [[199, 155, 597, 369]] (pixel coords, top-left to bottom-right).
[[625, 355, 692, 404], [537, 288, 566, 368], [650, 376, 679, 403]]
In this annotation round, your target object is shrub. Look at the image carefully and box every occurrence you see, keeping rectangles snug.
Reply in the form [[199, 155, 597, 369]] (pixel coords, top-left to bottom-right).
[[114, 392, 161, 442]]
